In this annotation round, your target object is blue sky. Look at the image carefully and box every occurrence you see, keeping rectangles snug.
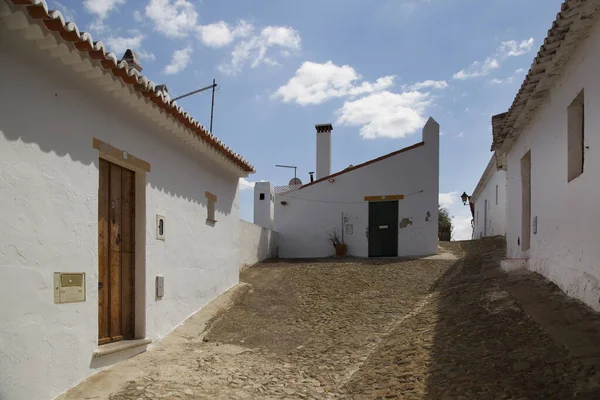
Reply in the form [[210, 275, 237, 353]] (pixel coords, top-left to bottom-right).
[[53, 0, 562, 239]]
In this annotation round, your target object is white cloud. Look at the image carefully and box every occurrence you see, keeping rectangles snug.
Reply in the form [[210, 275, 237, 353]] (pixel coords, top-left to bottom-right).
[[439, 191, 458, 207], [133, 10, 143, 23], [336, 90, 431, 139], [105, 35, 155, 61], [452, 213, 473, 241], [273, 61, 395, 105], [84, 0, 124, 18], [489, 67, 528, 85], [453, 57, 499, 80], [164, 47, 192, 75], [106, 34, 144, 55], [457, 132, 465, 138], [239, 178, 256, 190], [137, 50, 156, 61], [239, 178, 267, 190], [198, 20, 253, 48], [498, 38, 535, 57], [454, 38, 535, 80], [218, 25, 301, 75], [53, 1, 76, 21], [403, 80, 448, 91], [146, 0, 198, 38]]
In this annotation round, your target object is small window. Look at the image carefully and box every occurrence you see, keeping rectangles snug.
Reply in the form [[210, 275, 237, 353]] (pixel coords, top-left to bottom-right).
[[567, 89, 584, 181], [495, 185, 498, 205], [259, 193, 265, 200], [205, 191, 217, 223]]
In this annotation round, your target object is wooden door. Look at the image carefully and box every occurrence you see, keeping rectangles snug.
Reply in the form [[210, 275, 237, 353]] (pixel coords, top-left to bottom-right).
[[98, 159, 135, 345], [368, 201, 399, 257]]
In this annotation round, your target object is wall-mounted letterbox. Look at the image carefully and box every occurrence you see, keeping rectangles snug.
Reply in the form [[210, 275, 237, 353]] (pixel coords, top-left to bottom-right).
[[54, 273, 86, 304], [156, 275, 164, 298]]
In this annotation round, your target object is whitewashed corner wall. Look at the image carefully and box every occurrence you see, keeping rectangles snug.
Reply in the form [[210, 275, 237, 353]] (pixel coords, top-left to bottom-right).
[[0, 30, 241, 400], [505, 21, 600, 311], [239, 220, 278, 271], [274, 119, 439, 258], [473, 169, 507, 239]]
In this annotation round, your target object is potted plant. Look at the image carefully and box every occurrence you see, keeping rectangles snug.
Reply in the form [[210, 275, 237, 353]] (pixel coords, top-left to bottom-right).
[[328, 229, 347, 256]]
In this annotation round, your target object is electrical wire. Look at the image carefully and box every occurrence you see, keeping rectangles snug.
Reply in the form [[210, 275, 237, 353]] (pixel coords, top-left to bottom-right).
[[276, 189, 425, 204]]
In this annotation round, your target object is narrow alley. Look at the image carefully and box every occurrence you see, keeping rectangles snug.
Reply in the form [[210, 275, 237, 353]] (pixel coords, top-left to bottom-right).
[[62, 238, 600, 399]]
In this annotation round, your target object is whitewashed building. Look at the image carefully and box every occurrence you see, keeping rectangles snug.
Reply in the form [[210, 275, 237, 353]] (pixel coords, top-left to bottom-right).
[[491, 0, 600, 311], [255, 119, 440, 258], [471, 153, 507, 238], [0, 1, 255, 399]]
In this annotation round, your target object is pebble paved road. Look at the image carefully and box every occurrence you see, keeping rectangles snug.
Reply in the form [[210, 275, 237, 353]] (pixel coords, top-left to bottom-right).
[[64, 238, 600, 399]]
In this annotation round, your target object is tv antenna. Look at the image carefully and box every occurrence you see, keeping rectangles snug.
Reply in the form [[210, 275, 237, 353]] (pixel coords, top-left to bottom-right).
[[275, 165, 303, 185], [172, 79, 218, 133]]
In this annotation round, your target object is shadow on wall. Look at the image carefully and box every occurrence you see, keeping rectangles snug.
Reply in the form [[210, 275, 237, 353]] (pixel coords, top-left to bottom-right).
[[0, 35, 237, 215]]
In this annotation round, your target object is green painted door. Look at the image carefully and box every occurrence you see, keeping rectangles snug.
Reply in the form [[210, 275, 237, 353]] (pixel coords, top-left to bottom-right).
[[368, 201, 399, 257]]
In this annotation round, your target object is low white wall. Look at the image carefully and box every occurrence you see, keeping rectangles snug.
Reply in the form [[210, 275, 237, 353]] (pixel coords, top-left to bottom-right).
[[0, 29, 241, 400], [239, 220, 278, 270], [505, 21, 600, 311], [274, 119, 439, 258]]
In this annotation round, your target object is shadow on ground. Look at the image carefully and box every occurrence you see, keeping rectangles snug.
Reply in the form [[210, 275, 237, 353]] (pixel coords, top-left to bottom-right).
[[344, 237, 600, 399]]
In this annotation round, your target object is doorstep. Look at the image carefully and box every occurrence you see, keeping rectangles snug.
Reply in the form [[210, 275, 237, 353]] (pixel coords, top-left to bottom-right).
[[93, 338, 152, 358]]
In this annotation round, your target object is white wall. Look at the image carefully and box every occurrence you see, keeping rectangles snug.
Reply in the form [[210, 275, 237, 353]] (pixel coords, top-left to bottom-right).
[[0, 30, 242, 400], [274, 119, 439, 258], [239, 220, 278, 271], [473, 169, 506, 238], [505, 21, 600, 311]]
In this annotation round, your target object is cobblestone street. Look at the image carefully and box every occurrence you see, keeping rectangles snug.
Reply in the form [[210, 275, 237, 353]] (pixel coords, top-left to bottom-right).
[[63, 238, 600, 399]]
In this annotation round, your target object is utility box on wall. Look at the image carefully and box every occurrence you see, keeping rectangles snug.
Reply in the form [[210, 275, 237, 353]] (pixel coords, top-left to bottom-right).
[[54, 273, 86, 304], [156, 275, 164, 298]]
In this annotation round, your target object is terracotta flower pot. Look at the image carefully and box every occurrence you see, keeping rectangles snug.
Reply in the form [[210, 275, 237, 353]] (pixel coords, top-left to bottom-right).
[[335, 244, 348, 256]]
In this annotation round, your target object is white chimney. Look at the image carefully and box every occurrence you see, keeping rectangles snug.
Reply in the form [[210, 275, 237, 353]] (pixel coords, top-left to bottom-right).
[[315, 123, 333, 180]]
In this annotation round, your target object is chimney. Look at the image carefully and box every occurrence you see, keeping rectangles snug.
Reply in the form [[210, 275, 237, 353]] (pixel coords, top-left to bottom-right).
[[315, 123, 333, 180], [120, 49, 143, 73]]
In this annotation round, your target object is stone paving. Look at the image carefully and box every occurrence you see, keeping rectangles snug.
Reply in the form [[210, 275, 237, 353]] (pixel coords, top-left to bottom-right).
[[63, 239, 600, 399]]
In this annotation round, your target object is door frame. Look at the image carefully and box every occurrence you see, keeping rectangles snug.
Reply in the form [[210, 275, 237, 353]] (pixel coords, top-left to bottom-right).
[[93, 138, 149, 344], [368, 200, 399, 257]]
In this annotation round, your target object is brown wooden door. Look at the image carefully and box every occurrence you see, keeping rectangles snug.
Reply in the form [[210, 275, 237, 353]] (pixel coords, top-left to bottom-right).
[[98, 159, 135, 345]]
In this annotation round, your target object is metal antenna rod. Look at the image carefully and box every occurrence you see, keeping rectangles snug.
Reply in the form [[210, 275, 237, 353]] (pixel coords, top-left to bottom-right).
[[171, 79, 218, 133], [275, 164, 297, 179], [171, 82, 216, 102], [210, 78, 216, 133]]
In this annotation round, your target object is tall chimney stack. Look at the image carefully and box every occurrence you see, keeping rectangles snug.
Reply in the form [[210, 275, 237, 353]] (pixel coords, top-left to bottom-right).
[[315, 123, 333, 180]]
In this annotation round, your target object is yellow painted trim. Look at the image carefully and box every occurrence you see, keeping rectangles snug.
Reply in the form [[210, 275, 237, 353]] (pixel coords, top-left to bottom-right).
[[205, 191, 217, 202], [364, 194, 404, 202], [93, 138, 151, 172]]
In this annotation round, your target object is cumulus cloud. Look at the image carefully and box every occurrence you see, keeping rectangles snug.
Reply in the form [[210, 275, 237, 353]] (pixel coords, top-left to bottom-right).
[[146, 0, 198, 38], [53, 1, 76, 21], [454, 37, 535, 80], [490, 67, 528, 85], [498, 38, 535, 57], [336, 90, 431, 139], [83, 0, 124, 18], [403, 80, 448, 91], [439, 192, 458, 207], [218, 26, 301, 75], [197, 20, 253, 48], [452, 213, 474, 241], [239, 178, 256, 190], [453, 57, 499, 80], [273, 61, 395, 105], [164, 47, 193, 74], [105, 35, 155, 60]]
